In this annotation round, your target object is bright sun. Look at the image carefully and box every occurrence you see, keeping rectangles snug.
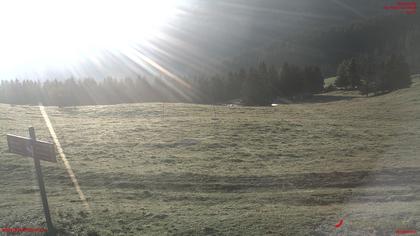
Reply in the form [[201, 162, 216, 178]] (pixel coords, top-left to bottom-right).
[[0, 0, 182, 79]]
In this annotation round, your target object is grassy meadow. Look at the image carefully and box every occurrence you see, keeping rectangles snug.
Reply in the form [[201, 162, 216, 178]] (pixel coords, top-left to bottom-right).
[[1, 75, 420, 235]]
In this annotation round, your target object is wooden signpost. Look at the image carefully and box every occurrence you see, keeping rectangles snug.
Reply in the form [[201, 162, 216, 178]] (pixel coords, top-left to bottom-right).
[[6, 127, 57, 236]]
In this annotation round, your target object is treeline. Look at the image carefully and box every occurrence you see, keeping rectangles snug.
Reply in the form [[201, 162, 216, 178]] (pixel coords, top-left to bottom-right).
[[335, 54, 411, 96], [0, 77, 195, 106], [0, 62, 324, 106], [197, 63, 323, 105], [0, 54, 412, 106]]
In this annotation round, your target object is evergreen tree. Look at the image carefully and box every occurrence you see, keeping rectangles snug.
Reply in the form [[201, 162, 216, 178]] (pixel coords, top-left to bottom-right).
[[240, 62, 275, 106], [348, 58, 361, 89], [383, 54, 411, 91], [359, 55, 379, 96], [279, 63, 304, 96], [303, 66, 324, 93], [335, 60, 350, 88]]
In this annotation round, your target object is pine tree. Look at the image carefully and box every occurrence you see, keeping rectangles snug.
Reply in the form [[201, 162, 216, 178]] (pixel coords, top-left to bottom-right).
[[383, 54, 411, 91], [303, 66, 324, 94], [359, 56, 378, 97], [348, 58, 361, 89], [335, 60, 350, 88]]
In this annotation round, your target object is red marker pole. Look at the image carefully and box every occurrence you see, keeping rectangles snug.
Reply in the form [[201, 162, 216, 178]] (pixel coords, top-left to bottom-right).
[[335, 219, 344, 228], [396, 229, 417, 235]]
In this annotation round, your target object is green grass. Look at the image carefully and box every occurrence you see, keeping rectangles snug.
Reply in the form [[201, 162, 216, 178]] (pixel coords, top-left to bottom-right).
[[1, 75, 420, 235], [324, 76, 337, 88]]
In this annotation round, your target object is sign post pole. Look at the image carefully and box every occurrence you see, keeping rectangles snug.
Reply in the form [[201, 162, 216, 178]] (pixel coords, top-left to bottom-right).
[[28, 127, 56, 236]]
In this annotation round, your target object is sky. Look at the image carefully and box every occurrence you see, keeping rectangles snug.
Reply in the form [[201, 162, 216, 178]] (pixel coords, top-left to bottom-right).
[[0, 0, 186, 80]]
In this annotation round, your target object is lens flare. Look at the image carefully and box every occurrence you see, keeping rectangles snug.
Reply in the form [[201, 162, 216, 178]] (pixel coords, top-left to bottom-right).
[[0, 0, 183, 79]]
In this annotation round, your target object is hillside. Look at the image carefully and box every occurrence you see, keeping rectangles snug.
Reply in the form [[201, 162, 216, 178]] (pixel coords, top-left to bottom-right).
[[0, 75, 419, 235], [224, 13, 420, 76], [154, 0, 389, 76]]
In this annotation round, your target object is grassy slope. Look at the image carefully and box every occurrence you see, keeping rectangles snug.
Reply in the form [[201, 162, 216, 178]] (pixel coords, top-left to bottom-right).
[[0, 75, 419, 235]]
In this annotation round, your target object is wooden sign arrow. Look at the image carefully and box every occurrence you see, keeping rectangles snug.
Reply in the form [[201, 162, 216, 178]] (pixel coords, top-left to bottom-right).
[[7, 134, 56, 163]]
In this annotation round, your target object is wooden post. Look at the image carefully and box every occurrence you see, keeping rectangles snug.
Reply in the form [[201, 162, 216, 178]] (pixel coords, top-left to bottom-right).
[[213, 105, 216, 119], [29, 127, 56, 236]]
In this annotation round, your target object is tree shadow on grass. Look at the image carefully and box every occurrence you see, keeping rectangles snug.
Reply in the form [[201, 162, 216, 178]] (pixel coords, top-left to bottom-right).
[[294, 95, 357, 104]]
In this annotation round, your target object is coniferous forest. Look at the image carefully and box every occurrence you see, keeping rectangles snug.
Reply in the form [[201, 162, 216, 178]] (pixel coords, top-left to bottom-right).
[[0, 53, 411, 106], [0, 62, 324, 106]]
